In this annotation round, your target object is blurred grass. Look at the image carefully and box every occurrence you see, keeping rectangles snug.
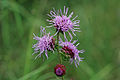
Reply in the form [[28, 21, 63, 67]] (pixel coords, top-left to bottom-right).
[[0, 0, 120, 80]]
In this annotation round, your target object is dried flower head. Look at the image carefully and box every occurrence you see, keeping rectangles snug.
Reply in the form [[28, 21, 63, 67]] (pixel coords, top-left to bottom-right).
[[59, 38, 84, 67], [32, 26, 55, 59], [47, 6, 80, 41], [54, 64, 66, 77]]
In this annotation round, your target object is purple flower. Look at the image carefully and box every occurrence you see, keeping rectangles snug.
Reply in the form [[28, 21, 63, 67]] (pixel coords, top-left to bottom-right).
[[32, 26, 55, 59], [54, 64, 66, 77], [47, 6, 80, 41], [59, 39, 84, 67]]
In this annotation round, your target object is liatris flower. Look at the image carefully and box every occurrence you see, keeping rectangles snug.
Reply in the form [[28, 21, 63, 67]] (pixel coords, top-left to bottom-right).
[[47, 6, 80, 41], [32, 26, 55, 59], [59, 38, 84, 67], [54, 64, 66, 77]]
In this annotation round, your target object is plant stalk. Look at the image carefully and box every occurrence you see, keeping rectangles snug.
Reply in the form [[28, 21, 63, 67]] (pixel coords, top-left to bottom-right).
[[56, 32, 62, 64], [56, 32, 64, 80]]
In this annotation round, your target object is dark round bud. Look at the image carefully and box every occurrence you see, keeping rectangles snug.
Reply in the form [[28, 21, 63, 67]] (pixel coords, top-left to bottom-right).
[[54, 64, 66, 77]]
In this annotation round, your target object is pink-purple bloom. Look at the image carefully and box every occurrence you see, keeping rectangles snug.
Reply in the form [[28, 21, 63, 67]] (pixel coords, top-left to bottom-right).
[[47, 6, 80, 41], [59, 39, 84, 67], [32, 26, 55, 59]]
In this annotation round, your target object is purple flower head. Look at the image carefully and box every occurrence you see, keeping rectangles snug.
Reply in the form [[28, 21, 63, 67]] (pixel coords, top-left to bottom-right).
[[54, 64, 66, 77], [47, 6, 80, 40], [59, 38, 84, 67], [32, 26, 55, 59]]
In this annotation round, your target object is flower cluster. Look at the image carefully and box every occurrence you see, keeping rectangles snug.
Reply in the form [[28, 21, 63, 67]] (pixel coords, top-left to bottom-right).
[[32, 6, 84, 77], [32, 26, 55, 59], [47, 6, 80, 40], [59, 39, 84, 67]]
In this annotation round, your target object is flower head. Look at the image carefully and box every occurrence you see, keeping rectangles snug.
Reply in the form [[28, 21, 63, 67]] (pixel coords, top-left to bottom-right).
[[54, 64, 66, 77], [59, 39, 84, 67], [32, 26, 55, 59], [47, 6, 80, 41]]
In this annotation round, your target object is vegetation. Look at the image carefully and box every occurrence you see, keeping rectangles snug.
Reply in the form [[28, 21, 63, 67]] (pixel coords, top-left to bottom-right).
[[0, 0, 120, 80]]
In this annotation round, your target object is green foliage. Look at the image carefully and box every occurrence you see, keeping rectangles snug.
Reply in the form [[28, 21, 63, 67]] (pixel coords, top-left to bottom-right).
[[0, 0, 120, 80], [60, 52, 71, 61]]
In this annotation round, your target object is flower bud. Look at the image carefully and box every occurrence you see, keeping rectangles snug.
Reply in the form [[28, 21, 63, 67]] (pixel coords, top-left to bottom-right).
[[54, 64, 66, 77]]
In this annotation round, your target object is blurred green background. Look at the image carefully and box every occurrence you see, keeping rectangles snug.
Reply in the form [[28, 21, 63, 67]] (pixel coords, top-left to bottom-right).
[[0, 0, 120, 80]]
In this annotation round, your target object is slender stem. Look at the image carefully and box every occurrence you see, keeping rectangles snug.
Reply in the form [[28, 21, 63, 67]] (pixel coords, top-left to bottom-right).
[[56, 32, 64, 80], [62, 76, 64, 80], [56, 32, 62, 64]]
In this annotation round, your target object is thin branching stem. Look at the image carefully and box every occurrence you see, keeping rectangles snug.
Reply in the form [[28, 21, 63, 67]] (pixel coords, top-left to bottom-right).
[[56, 32, 64, 80], [56, 32, 62, 64]]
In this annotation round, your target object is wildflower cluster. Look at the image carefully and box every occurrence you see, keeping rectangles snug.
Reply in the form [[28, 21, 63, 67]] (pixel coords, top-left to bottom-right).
[[32, 6, 84, 78]]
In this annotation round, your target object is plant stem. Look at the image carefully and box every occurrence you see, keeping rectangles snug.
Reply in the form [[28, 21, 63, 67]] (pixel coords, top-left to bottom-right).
[[56, 32, 64, 80], [62, 76, 64, 80], [56, 32, 62, 64]]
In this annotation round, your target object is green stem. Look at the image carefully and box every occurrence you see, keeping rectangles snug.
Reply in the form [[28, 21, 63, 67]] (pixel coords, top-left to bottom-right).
[[56, 32, 64, 80], [56, 32, 62, 64], [62, 76, 64, 80]]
